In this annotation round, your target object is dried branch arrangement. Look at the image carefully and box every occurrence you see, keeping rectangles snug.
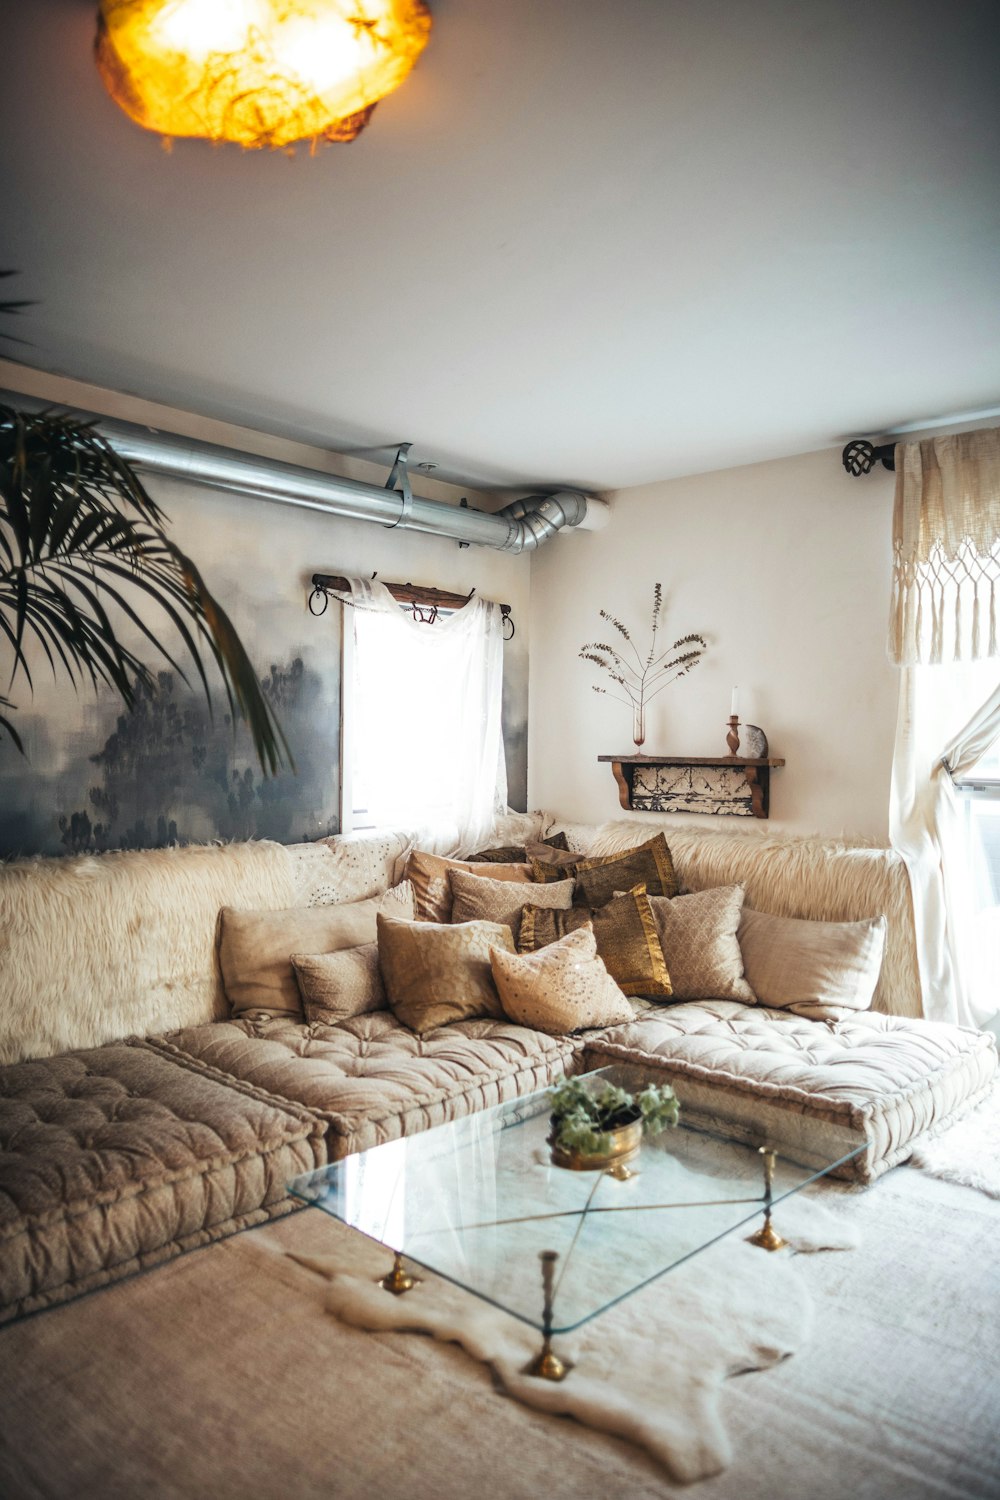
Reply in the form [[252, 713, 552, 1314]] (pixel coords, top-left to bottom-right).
[[579, 583, 706, 746]]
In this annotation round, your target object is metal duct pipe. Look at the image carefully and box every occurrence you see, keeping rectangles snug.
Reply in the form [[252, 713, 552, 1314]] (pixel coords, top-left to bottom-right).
[[97, 420, 593, 554]]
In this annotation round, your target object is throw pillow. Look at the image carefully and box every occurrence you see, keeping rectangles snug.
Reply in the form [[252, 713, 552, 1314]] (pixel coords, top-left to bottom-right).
[[220, 894, 384, 1020], [530, 832, 679, 905], [377, 912, 516, 1033], [519, 885, 672, 998], [406, 851, 532, 923], [449, 869, 575, 943], [647, 887, 756, 1003], [737, 909, 888, 1014], [469, 832, 570, 864], [490, 924, 633, 1035], [292, 943, 386, 1024]]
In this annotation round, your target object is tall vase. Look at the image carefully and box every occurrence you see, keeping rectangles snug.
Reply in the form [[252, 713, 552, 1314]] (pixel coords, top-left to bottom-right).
[[632, 700, 646, 750]]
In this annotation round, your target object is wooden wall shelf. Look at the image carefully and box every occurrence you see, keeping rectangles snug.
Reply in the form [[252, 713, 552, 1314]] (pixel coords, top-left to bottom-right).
[[598, 754, 786, 819]]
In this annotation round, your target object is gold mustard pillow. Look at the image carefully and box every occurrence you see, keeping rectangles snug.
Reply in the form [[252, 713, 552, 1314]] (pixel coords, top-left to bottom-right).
[[519, 885, 672, 999], [531, 832, 679, 905], [292, 943, 386, 1024], [405, 851, 532, 923], [490, 924, 633, 1035], [377, 912, 515, 1033], [449, 869, 575, 943], [647, 887, 756, 1003]]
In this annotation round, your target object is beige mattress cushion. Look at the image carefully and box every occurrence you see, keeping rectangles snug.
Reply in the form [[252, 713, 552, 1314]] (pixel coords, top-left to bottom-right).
[[582, 1002, 997, 1182], [0, 1042, 325, 1323], [155, 1014, 581, 1158]]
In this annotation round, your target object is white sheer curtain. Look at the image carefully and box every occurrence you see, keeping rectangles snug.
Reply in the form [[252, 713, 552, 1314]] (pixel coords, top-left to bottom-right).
[[342, 577, 507, 855], [889, 429, 1000, 1027]]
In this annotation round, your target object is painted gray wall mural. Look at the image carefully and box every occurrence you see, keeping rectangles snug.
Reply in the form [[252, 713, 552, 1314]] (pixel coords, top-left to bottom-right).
[[0, 475, 529, 859]]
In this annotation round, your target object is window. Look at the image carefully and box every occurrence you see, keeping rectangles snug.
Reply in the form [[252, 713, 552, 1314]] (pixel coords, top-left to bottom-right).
[[339, 586, 507, 850]]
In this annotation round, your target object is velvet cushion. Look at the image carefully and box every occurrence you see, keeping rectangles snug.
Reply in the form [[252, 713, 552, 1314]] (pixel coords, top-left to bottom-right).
[[519, 885, 672, 998], [292, 943, 386, 1024], [737, 909, 888, 1014], [449, 869, 575, 942], [469, 832, 571, 864], [220, 896, 385, 1020], [405, 851, 532, 923], [377, 912, 516, 1033], [490, 924, 632, 1035], [530, 832, 679, 905], [647, 886, 756, 1003]]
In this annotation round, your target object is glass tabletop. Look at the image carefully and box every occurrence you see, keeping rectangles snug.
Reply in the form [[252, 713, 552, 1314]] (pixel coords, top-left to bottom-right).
[[288, 1065, 866, 1336]]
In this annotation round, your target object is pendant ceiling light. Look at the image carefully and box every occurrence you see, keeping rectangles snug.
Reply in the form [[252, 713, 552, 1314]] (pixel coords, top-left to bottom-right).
[[95, 0, 432, 149]]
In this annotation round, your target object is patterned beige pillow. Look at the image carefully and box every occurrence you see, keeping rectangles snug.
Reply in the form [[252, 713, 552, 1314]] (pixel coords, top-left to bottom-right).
[[377, 912, 515, 1033], [405, 851, 532, 923], [449, 869, 574, 943], [738, 909, 887, 1014], [490, 924, 633, 1035], [647, 886, 756, 1003], [292, 943, 386, 1024]]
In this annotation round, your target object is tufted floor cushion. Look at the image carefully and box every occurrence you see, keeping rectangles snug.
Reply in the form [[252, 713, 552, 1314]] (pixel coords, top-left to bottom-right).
[[583, 1003, 997, 1182], [0, 1042, 326, 1323], [151, 1014, 581, 1158]]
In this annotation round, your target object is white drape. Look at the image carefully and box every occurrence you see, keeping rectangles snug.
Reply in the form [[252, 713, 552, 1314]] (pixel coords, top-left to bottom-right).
[[889, 428, 1000, 1028], [342, 578, 507, 855], [890, 664, 1000, 1026]]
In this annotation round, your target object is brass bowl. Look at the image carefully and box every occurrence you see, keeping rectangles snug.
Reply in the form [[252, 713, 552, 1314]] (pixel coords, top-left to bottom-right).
[[549, 1117, 643, 1171]]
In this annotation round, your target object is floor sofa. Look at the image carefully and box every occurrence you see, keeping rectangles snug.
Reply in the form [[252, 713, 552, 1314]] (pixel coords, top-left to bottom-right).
[[1, 815, 995, 1327]]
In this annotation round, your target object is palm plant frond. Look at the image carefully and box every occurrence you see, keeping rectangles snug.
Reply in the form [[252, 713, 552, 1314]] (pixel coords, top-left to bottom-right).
[[0, 404, 292, 774]]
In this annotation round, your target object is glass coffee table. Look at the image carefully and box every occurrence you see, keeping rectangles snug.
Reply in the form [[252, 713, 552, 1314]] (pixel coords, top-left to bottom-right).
[[288, 1065, 866, 1380]]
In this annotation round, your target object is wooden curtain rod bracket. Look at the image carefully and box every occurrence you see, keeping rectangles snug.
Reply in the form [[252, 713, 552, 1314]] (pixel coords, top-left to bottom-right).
[[309, 574, 514, 637]]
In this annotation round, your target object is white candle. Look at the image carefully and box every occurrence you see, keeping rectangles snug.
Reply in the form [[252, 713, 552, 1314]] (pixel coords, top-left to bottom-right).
[[730, 686, 739, 718]]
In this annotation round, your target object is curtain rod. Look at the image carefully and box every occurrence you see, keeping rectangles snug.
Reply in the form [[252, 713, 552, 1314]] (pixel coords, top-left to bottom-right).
[[309, 573, 514, 636]]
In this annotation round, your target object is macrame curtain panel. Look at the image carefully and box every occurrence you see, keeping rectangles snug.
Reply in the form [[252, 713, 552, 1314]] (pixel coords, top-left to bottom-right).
[[890, 428, 1000, 665]]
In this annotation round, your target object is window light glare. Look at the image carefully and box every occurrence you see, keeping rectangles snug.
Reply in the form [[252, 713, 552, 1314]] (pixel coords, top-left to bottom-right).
[[95, 0, 432, 150]]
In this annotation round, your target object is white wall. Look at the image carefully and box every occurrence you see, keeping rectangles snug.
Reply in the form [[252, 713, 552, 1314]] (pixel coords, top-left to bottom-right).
[[528, 447, 898, 841]]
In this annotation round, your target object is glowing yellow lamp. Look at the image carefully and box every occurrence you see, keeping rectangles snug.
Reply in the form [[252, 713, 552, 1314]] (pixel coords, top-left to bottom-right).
[[95, 0, 432, 149]]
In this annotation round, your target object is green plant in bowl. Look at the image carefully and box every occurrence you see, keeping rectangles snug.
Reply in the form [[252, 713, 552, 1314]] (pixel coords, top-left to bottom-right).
[[549, 1075, 679, 1160]]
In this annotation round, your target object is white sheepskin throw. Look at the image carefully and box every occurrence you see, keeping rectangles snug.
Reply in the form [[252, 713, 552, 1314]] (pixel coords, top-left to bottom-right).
[[910, 1081, 1000, 1197], [292, 1227, 834, 1484], [567, 820, 921, 1019], [0, 841, 295, 1064], [287, 831, 413, 907]]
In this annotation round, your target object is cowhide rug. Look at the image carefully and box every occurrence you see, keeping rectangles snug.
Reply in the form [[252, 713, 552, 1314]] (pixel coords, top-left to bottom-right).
[[289, 1197, 856, 1484]]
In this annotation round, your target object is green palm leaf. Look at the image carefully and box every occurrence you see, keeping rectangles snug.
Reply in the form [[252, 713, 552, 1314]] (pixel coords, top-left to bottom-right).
[[0, 404, 292, 774]]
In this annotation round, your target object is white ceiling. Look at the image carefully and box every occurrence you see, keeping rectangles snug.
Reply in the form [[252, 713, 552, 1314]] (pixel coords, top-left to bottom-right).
[[2, 0, 999, 492]]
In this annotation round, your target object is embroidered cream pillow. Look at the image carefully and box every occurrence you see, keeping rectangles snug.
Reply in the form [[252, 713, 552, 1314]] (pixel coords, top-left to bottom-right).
[[738, 909, 887, 1014], [292, 943, 386, 1024], [647, 886, 756, 1003], [449, 869, 574, 943], [405, 851, 532, 923], [377, 912, 515, 1033], [490, 924, 633, 1035]]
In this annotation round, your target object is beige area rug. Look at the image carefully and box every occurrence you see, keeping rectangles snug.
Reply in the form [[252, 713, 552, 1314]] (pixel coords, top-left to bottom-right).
[[2, 1173, 998, 1500], [287, 1199, 856, 1485], [910, 1081, 1000, 1198]]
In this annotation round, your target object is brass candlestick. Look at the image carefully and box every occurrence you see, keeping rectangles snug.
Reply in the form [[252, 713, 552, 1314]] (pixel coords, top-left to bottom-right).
[[726, 715, 741, 757], [380, 1250, 421, 1295], [524, 1250, 570, 1381], [747, 1147, 788, 1251]]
